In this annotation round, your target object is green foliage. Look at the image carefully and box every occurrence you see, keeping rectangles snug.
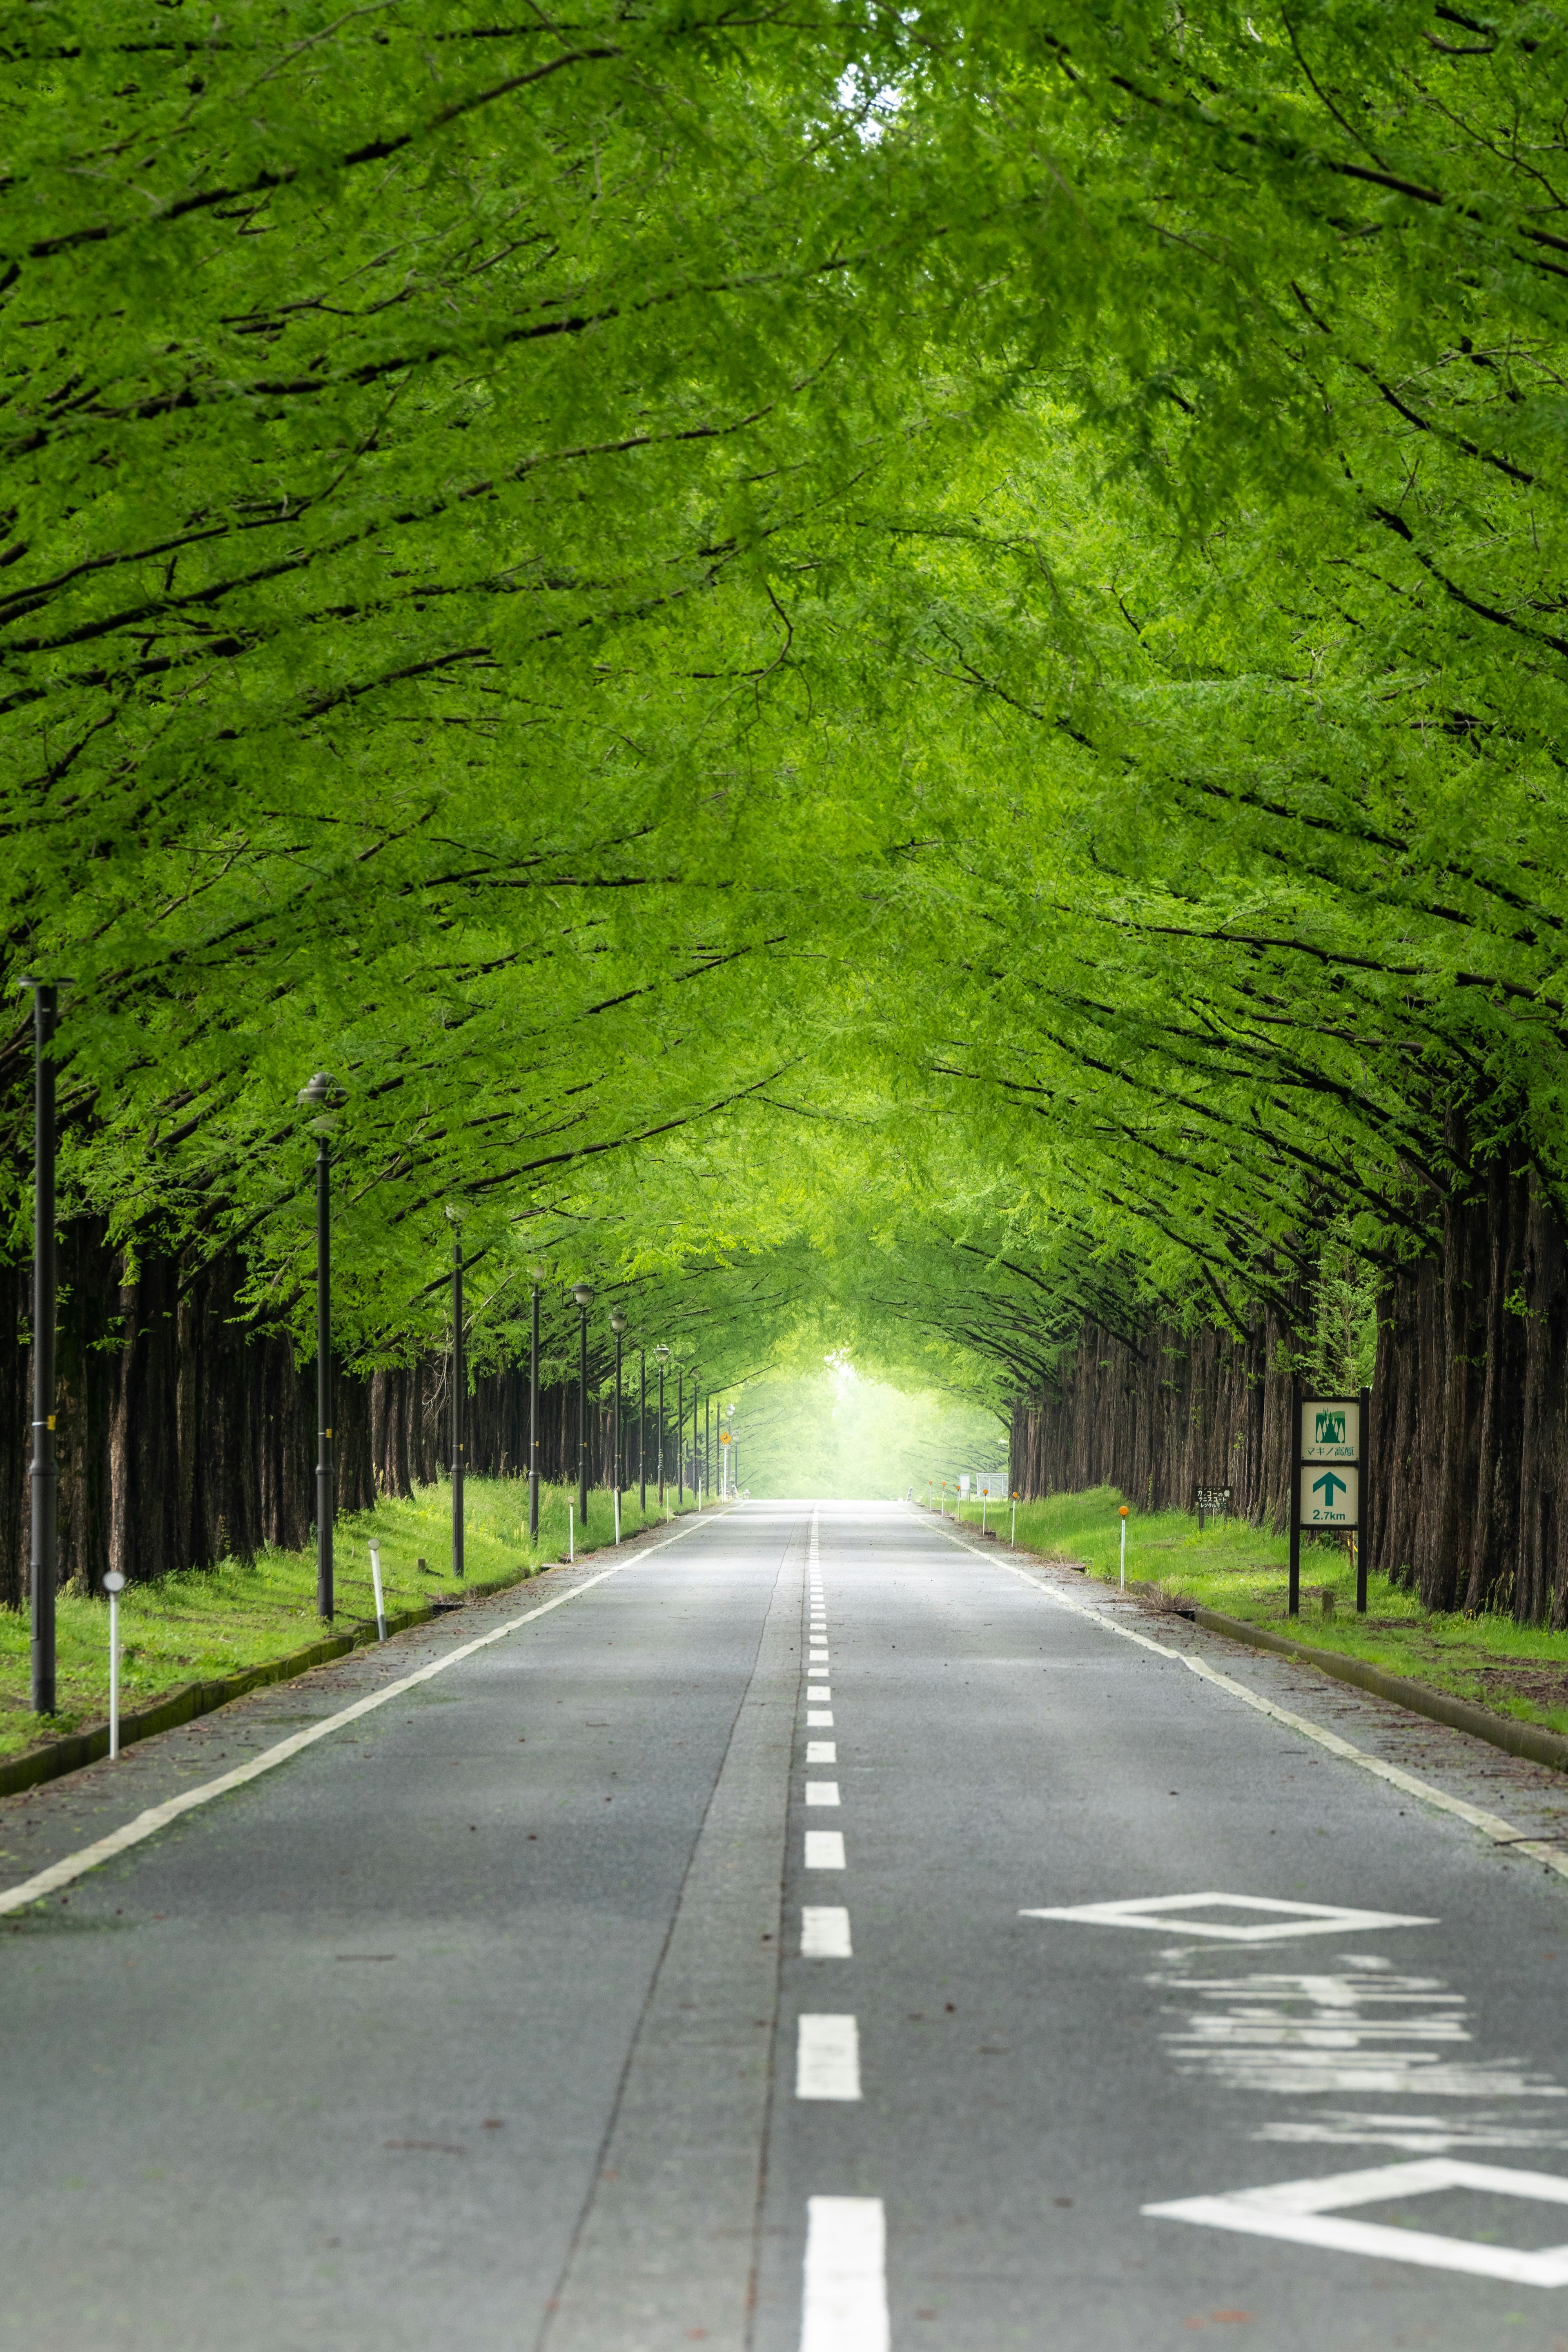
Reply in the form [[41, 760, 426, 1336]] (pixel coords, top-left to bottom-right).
[[3, 0, 1568, 1501]]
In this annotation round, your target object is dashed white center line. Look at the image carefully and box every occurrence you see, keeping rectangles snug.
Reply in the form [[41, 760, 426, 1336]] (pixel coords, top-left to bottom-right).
[[800, 2196, 889, 2352], [807, 1711, 834, 1728], [802, 1905, 853, 1958], [806, 1741, 836, 1763], [806, 1780, 841, 1806], [797, 2014, 862, 2100], [805, 1830, 846, 1869], [808, 1685, 831, 1704]]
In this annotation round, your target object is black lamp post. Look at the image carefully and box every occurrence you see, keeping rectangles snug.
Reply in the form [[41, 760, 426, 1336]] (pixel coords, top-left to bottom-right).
[[609, 1310, 627, 1492], [654, 1344, 669, 1502], [677, 1365, 685, 1506], [638, 1346, 647, 1514], [572, 1281, 595, 1527], [528, 1265, 546, 1543], [688, 1368, 699, 1502], [297, 1072, 338, 1621], [21, 978, 58, 1715]]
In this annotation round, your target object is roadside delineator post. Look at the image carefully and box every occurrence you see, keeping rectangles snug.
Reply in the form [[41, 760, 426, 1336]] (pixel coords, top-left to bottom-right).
[[1010, 1493, 1017, 1548], [103, 1570, 125, 1757], [568, 1501, 575, 1563], [1119, 1503, 1128, 1590], [369, 1542, 387, 1642]]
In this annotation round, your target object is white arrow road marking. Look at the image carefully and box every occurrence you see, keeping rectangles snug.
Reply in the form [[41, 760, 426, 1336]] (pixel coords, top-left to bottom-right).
[[1145, 2157, 1568, 2287], [800, 2196, 889, 2352]]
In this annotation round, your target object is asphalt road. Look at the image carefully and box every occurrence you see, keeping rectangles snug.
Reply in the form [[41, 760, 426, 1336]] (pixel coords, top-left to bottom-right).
[[4, 1501, 1568, 2351]]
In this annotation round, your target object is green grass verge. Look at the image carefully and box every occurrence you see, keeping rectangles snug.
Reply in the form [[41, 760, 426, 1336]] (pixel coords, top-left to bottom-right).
[[0, 1477, 697, 1762], [948, 1485, 1568, 1742]]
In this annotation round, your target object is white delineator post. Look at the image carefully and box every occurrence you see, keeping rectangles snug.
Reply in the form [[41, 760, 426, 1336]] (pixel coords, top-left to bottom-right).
[[568, 1501, 575, 1562], [103, 1570, 125, 1759], [614, 1486, 621, 1545], [369, 1541, 387, 1642], [1010, 1495, 1017, 1548], [1119, 1503, 1128, 1589]]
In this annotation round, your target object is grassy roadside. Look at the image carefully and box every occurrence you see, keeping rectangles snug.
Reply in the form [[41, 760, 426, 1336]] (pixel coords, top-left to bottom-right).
[[944, 1486, 1568, 1742], [0, 1477, 697, 1763]]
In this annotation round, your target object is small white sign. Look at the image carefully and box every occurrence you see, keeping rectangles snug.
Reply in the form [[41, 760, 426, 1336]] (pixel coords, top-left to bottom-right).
[[1145, 2157, 1568, 2287], [1301, 1399, 1360, 1461], [1301, 1462, 1359, 1527], [959, 1474, 971, 1497], [1019, 1891, 1433, 1943]]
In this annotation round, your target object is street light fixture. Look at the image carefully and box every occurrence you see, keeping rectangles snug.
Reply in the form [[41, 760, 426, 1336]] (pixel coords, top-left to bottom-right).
[[19, 977, 60, 1713], [638, 1342, 648, 1515], [528, 1264, 548, 1543], [296, 1072, 339, 1621], [572, 1282, 595, 1528], [609, 1310, 627, 1533], [654, 1344, 670, 1504]]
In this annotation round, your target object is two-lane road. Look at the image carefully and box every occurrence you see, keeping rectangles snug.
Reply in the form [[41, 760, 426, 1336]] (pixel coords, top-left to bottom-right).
[[3, 1502, 1566, 2349]]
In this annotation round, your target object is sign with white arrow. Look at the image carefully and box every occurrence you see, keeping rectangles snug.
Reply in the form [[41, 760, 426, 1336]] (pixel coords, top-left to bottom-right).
[[1301, 1463, 1358, 1528]]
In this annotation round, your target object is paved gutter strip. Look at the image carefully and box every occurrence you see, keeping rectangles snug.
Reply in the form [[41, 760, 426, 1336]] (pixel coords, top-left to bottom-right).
[[0, 1512, 708, 1803], [0, 1510, 724, 1906], [918, 1510, 1568, 1872], [1190, 1601, 1568, 1773], [924, 1513, 1568, 1778]]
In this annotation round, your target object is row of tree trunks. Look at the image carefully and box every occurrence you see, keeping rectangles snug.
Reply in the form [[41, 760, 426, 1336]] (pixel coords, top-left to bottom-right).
[[0, 1225, 710, 1605], [1009, 1159, 1568, 1627], [1007, 1306, 1300, 1536], [1372, 1158, 1568, 1625]]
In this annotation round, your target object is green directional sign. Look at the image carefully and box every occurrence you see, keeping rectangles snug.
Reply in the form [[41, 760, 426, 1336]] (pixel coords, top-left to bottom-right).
[[1300, 1399, 1360, 1461], [1300, 1463, 1359, 1527]]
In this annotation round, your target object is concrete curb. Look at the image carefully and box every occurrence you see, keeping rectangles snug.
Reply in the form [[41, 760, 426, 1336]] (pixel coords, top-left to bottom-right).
[[1189, 1604, 1568, 1775], [0, 1595, 459, 1803], [926, 1507, 1568, 1779]]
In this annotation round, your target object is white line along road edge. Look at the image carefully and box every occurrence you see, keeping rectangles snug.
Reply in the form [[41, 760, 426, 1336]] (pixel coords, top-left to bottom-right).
[[912, 1507, 1568, 1881], [0, 1510, 728, 1920]]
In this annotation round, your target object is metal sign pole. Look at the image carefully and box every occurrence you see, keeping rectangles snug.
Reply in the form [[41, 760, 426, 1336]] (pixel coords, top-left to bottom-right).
[[27, 981, 58, 1716], [1357, 1381, 1371, 1614], [1288, 1373, 1302, 1618]]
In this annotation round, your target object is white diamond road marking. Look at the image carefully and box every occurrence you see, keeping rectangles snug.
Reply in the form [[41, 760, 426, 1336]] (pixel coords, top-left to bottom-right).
[[805, 1831, 846, 1870], [1021, 1892, 1435, 1943], [806, 1781, 841, 1807], [802, 1906, 853, 1958], [797, 2014, 861, 2100], [800, 2196, 888, 2352], [1145, 2158, 1568, 2287]]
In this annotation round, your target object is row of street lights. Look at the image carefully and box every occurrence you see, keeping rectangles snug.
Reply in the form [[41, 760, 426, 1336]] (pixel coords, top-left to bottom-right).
[[16, 1014, 723, 1705]]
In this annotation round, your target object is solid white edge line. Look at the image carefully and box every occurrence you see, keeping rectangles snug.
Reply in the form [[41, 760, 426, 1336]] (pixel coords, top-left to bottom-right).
[[0, 1509, 729, 1919], [909, 1506, 1568, 1882]]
